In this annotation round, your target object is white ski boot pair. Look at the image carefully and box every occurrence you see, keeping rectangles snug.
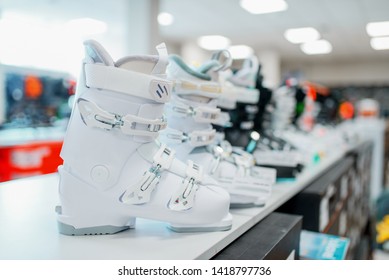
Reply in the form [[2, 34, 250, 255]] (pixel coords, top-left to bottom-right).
[[56, 40, 232, 235], [163, 53, 276, 208]]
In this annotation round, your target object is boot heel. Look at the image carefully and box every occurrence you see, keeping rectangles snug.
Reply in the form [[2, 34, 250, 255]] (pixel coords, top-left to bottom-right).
[[56, 206, 136, 236]]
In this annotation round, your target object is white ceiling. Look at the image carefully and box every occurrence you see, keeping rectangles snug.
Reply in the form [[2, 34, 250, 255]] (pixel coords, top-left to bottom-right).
[[160, 0, 389, 63], [1, 0, 389, 64]]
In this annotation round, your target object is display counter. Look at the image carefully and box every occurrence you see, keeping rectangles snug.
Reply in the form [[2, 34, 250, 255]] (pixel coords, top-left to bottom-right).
[[0, 142, 357, 260], [0, 127, 64, 182]]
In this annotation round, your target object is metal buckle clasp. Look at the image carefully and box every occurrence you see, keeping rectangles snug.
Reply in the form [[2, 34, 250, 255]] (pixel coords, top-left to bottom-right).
[[119, 164, 161, 204], [168, 161, 202, 211], [121, 114, 167, 137], [120, 144, 175, 205], [78, 98, 119, 130]]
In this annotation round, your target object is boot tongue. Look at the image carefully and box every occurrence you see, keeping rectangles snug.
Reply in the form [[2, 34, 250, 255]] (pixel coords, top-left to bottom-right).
[[115, 43, 169, 78], [84, 40, 169, 78], [117, 57, 158, 73], [83, 40, 114, 66]]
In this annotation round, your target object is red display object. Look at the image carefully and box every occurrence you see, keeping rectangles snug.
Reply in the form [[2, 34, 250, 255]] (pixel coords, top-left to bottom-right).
[[0, 141, 63, 182]]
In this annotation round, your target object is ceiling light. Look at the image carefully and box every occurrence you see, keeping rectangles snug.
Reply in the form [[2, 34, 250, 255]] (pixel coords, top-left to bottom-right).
[[366, 21, 389, 37], [65, 18, 107, 36], [197, 35, 231, 50], [300, 40, 332, 55], [370, 37, 389, 50], [158, 12, 174, 26], [284, 27, 320, 44], [228, 45, 254, 59], [240, 0, 288, 15]]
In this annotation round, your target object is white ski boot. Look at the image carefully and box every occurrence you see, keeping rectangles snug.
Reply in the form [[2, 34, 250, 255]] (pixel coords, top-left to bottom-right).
[[163, 53, 275, 208], [56, 40, 232, 235], [216, 54, 260, 110]]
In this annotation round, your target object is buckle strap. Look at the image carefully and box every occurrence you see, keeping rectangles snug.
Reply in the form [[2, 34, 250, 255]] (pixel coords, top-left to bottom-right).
[[212, 111, 232, 127], [217, 176, 272, 197], [168, 160, 202, 211], [167, 101, 222, 124], [120, 144, 202, 211], [162, 127, 216, 147], [173, 79, 222, 95], [120, 144, 175, 205], [85, 63, 172, 103], [78, 98, 167, 137]]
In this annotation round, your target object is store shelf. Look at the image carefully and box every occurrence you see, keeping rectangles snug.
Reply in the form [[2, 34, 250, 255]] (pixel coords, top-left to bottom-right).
[[213, 212, 302, 260], [0, 145, 357, 260], [0, 127, 65, 147]]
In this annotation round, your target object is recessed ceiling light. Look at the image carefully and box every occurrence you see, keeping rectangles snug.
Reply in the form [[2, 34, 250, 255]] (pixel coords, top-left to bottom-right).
[[197, 35, 231, 50], [158, 12, 174, 26], [66, 18, 107, 35], [240, 0, 288, 15], [228, 45, 254, 59], [284, 27, 320, 44], [366, 21, 389, 37], [370, 37, 389, 50], [300, 40, 332, 55]]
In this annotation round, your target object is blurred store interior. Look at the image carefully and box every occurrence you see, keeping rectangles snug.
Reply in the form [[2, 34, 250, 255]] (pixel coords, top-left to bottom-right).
[[0, 0, 389, 260]]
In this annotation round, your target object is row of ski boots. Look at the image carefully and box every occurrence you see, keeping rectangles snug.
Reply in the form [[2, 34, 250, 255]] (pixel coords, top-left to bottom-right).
[[56, 40, 276, 236], [219, 58, 304, 179], [165, 52, 276, 208], [251, 81, 305, 179]]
